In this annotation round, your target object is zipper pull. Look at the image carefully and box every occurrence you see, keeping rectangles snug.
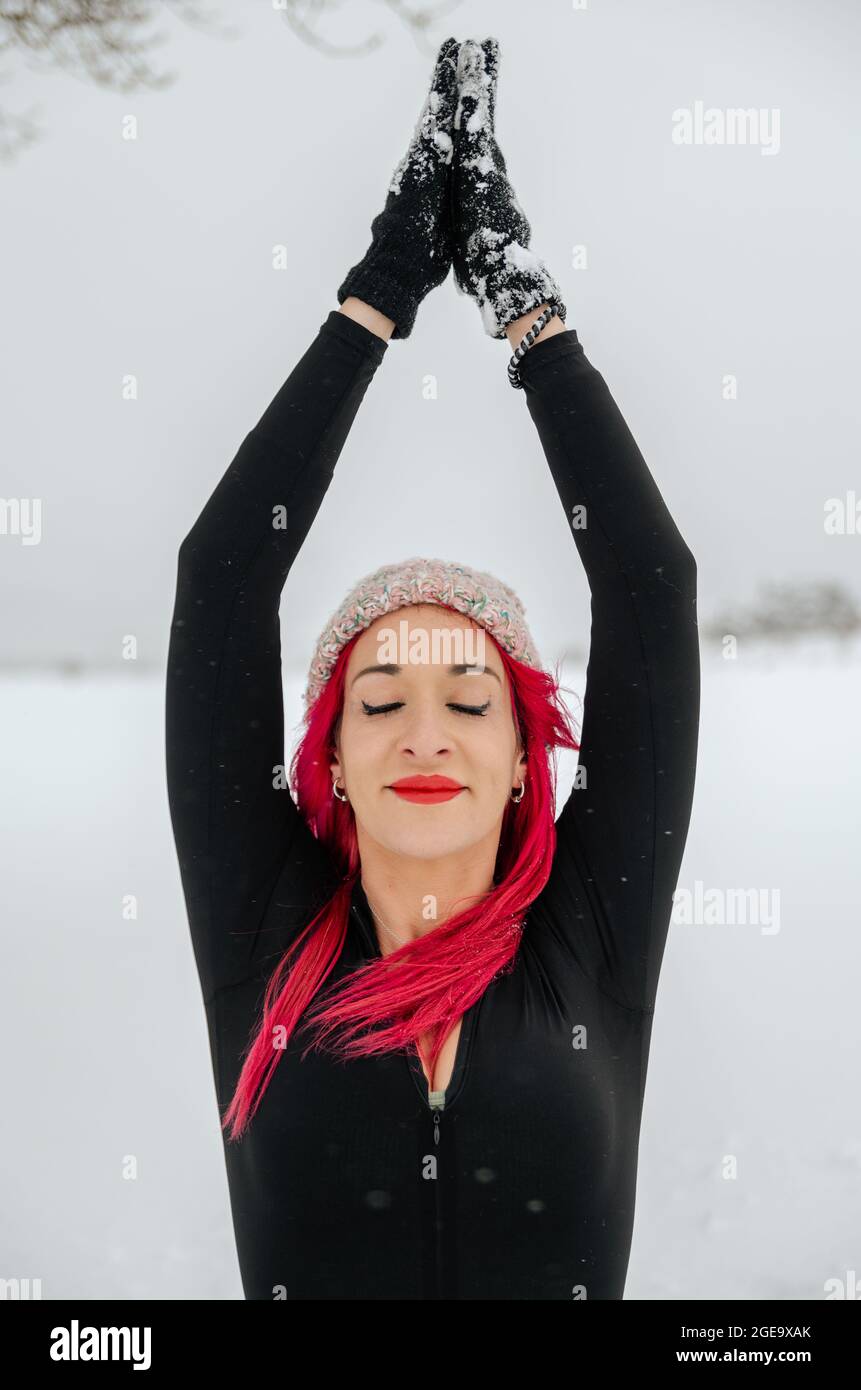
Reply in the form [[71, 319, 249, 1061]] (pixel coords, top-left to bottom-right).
[[433, 1111, 441, 1146], [429, 1088, 446, 1115]]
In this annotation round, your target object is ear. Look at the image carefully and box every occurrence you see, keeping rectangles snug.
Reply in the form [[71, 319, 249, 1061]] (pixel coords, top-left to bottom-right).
[[328, 720, 343, 783]]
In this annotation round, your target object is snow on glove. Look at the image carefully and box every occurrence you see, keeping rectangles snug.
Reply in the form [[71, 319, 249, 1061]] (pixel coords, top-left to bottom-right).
[[452, 37, 567, 339], [336, 36, 460, 340]]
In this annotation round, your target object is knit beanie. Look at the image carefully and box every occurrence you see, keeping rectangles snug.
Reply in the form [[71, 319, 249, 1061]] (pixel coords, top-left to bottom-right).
[[303, 556, 542, 713]]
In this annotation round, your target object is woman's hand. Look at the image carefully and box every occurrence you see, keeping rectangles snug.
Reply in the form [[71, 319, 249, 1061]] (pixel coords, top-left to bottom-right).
[[452, 38, 567, 339], [336, 36, 460, 340]]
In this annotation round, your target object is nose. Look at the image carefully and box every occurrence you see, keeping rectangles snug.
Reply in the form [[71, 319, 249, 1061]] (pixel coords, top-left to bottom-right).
[[394, 701, 455, 762]]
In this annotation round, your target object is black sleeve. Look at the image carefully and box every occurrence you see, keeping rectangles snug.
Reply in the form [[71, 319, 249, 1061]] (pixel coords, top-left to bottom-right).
[[165, 310, 388, 1004], [518, 328, 700, 1013]]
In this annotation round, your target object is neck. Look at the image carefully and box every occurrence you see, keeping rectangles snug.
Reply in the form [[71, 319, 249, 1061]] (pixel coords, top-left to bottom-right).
[[356, 829, 499, 954]]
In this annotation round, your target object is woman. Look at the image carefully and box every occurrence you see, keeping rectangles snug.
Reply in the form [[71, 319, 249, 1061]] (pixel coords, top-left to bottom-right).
[[166, 37, 700, 1301]]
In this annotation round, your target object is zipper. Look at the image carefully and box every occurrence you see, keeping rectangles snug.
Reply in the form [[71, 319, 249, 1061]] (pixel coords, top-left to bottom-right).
[[429, 1090, 445, 1298], [350, 900, 473, 1299]]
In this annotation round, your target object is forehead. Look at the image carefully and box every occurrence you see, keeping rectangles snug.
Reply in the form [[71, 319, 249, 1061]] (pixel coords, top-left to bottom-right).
[[346, 604, 503, 675]]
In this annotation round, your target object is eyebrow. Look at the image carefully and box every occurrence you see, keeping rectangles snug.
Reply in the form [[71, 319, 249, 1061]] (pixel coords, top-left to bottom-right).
[[350, 663, 502, 688]]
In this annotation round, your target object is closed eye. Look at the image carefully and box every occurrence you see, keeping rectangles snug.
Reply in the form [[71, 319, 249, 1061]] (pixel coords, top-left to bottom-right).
[[361, 700, 490, 717]]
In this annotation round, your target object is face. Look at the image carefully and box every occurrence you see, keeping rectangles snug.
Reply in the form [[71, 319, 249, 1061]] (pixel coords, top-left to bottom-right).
[[329, 605, 527, 863]]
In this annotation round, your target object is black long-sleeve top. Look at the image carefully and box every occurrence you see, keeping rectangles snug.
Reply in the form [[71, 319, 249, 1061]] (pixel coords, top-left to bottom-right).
[[165, 308, 700, 1300]]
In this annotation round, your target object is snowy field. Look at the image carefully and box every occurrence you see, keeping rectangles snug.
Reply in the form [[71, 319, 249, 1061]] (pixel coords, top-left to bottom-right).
[[1, 640, 858, 1300]]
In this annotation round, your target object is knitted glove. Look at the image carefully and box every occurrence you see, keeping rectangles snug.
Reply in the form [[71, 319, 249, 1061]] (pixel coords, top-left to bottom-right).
[[452, 37, 567, 339], [336, 36, 460, 340]]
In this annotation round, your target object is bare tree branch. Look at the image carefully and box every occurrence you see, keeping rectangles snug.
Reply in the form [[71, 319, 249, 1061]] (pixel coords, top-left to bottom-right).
[[0, 0, 464, 159], [0, 90, 41, 158], [278, 0, 463, 58], [0, 0, 232, 93]]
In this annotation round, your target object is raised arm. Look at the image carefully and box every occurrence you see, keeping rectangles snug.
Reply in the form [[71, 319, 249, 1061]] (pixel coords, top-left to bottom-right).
[[165, 35, 472, 1004], [518, 324, 700, 1014], [165, 309, 388, 1004]]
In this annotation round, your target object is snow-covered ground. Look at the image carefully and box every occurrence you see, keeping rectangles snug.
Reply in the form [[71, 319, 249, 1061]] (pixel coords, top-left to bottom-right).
[[1, 640, 858, 1299]]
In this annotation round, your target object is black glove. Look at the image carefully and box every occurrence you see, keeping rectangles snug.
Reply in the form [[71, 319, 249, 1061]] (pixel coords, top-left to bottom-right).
[[452, 37, 566, 339], [336, 36, 460, 339]]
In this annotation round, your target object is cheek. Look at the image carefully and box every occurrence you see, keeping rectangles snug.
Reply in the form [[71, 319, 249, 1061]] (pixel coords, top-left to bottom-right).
[[339, 712, 389, 772], [468, 722, 517, 789]]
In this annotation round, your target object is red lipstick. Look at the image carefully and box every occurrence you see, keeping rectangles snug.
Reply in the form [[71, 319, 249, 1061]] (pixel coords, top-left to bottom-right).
[[388, 775, 466, 804]]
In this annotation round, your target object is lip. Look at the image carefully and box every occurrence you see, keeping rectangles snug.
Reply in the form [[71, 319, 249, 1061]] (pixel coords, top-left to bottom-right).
[[388, 775, 466, 804]]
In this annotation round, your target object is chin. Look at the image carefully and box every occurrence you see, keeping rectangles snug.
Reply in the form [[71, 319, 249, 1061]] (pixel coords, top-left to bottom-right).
[[372, 816, 480, 862], [383, 832, 470, 861]]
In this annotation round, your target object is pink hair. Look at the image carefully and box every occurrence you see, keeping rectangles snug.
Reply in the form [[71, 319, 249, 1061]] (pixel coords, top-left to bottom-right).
[[221, 612, 580, 1141]]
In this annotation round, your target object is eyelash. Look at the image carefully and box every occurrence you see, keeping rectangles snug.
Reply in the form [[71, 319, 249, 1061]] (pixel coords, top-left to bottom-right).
[[361, 700, 490, 718]]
